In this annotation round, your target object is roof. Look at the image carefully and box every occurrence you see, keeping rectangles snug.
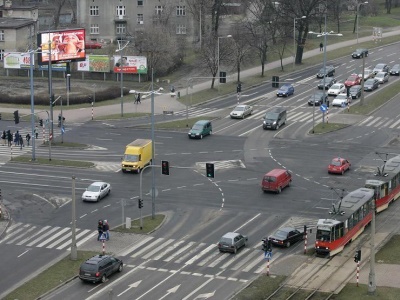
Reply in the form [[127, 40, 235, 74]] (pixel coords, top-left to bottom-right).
[[264, 168, 287, 176], [0, 17, 36, 29], [222, 232, 240, 238], [127, 139, 152, 147], [269, 107, 286, 113], [194, 120, 210, 125]]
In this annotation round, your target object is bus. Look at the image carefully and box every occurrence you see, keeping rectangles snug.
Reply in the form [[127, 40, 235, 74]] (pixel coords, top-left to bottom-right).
[[315, 188, 374, 257]]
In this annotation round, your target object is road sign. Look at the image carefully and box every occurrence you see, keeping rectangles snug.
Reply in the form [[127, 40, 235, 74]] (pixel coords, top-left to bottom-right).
[[264, 251, 272, 259], [99, 233, 107, 241], [320, 104, 327, 112]]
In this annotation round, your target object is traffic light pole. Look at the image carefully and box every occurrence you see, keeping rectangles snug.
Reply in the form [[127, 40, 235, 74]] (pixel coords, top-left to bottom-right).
[[368, 198, 376, 294]]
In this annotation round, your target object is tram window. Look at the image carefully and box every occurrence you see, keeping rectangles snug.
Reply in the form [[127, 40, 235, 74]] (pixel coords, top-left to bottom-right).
[[334, 223, 344, 239], [316, 229, 331, 242], [359, 206, 364, 219], [348, 215, 354, 229], [363, 204, 367, 218]]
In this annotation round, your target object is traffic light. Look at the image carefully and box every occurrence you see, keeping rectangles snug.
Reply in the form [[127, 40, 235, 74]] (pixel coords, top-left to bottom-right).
[[13, 110, 19, 124], [0, 113, 2, 120], [0, 188, 2, 201], [304, 225, 307, 234], [272, 76, 279, 88], [39, 119, 43, 127], [219, 71, 226, 83], [354, 250, 361, 263], [237, 83, 242, 93], [138, 198, 143, 209], [161, 160, 170, 175], [267, 239, 272, 252], [206, 163, 215, 178]]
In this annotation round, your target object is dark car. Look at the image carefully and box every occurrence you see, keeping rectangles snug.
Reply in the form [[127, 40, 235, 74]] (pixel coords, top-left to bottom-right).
[[218, 232, 248, 254], [79, 255, 123, 283], [364, 78, 379, 91], [349, 85, 362, 99], [268, 227, 304, 248], [351, 48, 368, 58], [276, 84, 294, 97], [308, 92, 328, 106], [316, 65, 335, 78], [390, 64, 400, 76], [317, 77, 336, 90], [372, 63, 389, 75]]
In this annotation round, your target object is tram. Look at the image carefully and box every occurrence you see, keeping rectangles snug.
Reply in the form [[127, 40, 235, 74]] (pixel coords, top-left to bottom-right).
[[315, 188, 374, 257], [365, 155, 400, 213]]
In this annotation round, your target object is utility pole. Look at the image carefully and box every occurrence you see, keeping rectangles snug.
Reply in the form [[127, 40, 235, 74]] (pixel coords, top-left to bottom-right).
[[71, 175, 77, 260], [368, 198, 376, 294]]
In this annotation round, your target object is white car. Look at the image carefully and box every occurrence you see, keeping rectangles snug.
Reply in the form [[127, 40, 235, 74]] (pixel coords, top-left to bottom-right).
[[358, 69, 374, 81], [230, 104, 253, 119], [328, 83, 345, 96], [331, 93, 349, 107], [82, 182, 111, 202]]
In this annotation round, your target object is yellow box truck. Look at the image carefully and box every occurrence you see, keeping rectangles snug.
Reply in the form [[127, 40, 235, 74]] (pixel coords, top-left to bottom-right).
[[121, 139, 152, 173]]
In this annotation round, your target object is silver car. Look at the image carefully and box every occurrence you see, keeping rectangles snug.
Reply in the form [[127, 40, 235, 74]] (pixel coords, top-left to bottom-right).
[[218, 232, 248, 254], [82, 182, 111, 202], [375, 72, 389, 84], [230, 105, 253, 119]]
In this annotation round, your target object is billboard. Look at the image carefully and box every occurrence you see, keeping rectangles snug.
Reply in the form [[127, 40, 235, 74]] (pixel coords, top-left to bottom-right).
[[38, 63, 67, 72], [77, 55, 110, 72], [3, 52, 32, 69], [37, 28, 86, 64], [113, 56, 147, 74]]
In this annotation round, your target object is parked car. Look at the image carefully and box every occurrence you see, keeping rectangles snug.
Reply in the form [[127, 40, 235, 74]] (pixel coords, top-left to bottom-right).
[[328, 83, 345, 96], [344, 74, 362, 87], [317, 77, 336, 90], [276, 84, 295, 97], [316, 65, 335, 78], [390, 64, 400, 76], [364, 78, 379, 91], [372, 63, 389, 75], [218, 232, 248, 254], [230, 104, 253, 119], [331, 93, 349, 107], [351, 48, 369, 58], [82, 182, 111, 202], [188, 120, 212, 139], [349, 85, 362, 99], [261, 169, 292, 194], [328, 157, 351, 175], [308, 92, 328, 106], [268, 227, 304, 248], [79, 255, 123, 283], [358, 68, 374, 81], [375, 72, 389, 84]]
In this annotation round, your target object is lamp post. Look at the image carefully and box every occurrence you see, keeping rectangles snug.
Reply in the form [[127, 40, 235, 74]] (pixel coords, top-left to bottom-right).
[[48, 35, 54, 145], [28, 50, 36, 161], [293, 16, 306, 69], [357, 1, 369, 44], [217, 35, 232, 87], [115, 40, 130, 117]]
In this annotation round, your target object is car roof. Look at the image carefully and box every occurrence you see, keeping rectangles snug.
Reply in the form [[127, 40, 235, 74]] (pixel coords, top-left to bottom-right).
[[332, 157, 346, 162], [90, 181, 107, 186], [276, 227, 296, 233], [222, 232, 241, 238], [194, 120, 210, 125], [376, 72, 387, 75], [84, 254, 111, 264], [264, 168, 287, 176], [234, 105, 247, 108], [269, 107, 286, 113]]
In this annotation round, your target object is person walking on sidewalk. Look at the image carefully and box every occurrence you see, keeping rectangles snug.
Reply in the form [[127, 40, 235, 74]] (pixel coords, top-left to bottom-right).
[[97, 220, 103, 241], [34, 126, 39, 139], [1, 130, 5, 146], [26, 133, 31, 147], [7, 130, 12, 147], [19, 135, 24, 149], [14, 130, 20, 146], [320, 42, 324, 51], [103, 220, 110, 240]]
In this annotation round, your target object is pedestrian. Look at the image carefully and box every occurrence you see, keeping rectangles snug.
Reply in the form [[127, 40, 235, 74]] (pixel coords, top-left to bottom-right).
[[34, 126, 39, 139], [26, 133, 31, 146], [97, 220, 103, 241], [320, 42, 323, 51], [103, 220, 110, 240], [1, 130, 5, 146], [19, 135, 24, 149], [14, 130, 20, 146], [7, 130, 12, 147], [137, 93, 141, 104]]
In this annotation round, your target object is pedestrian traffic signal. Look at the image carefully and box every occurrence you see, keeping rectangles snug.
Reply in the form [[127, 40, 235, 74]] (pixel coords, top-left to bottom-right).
[[13, 110, 19, 124], [39, 119, 43, 127], [206, 163, 215, 178], [138, 198, 143, 209], [161, 160, 170, 175], [267, 239, 272, 252], [219, 71, 226, 83], [354, 250, 361, 263], [237, 83, 242, 93]]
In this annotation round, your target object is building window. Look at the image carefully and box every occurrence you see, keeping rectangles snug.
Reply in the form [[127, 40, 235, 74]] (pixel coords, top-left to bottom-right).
[[0, 49, 4, 61], [89, 6, 99, 16], [90, 24, 99, 34], [176, 24, 186, 35], [155, 5, 163, 15], [116, 23, 126, 34], [176, 6, 186, 16], [0, 30, 4, 41], [116, 5, 126, 16], [138, 0, 143, 6], [137, 14, 143, 24]]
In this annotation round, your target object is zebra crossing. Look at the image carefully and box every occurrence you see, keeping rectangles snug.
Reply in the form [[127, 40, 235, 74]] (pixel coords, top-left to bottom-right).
[[174, 106, 400, 129]]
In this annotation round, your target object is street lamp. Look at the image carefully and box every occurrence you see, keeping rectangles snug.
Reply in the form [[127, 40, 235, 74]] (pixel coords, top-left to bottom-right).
[[293, 16, 306, 69], [217, 35, 232, 86], [357, 1, 369, 44], [115, 40, 130, 117]]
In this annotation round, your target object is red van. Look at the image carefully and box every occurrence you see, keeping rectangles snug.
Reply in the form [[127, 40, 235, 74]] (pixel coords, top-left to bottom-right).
[[261, 169, 292, 194]]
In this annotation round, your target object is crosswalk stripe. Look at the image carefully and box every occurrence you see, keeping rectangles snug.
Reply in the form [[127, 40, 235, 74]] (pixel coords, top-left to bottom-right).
[[163, 241, 195, 262], [241, 251, 265, 272], [230, 248, 261, 271], [118, 236, 154, 257], [185, 244, 216, 265], [75, 231, 98, 248], [26, 227, 61, 246], [131, 238, 165, 258], [196, 248, 220, 266], [175, 243, 206, 264], [46, 229, 75, 249], [152, 240, 186, 261], [6, 226, 37, 244], [57, 229, 91, 250], [366, 117, 381, 126], [0, 224, 30, 244], [142, 239, 175, 259], [219, 248, 251, 269], [16, 226, 51, 245], [389, 118, 400, 128], [254, 252, 283, 273], [381, 119, 394, 128], [358, 116, 374, 126], [207, 252, 230, 268], [36, 227, 70, 247]]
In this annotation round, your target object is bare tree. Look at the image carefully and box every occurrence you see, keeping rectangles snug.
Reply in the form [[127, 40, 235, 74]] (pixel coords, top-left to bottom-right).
[[386, 0, 393, 13], [53, 0, 68, 29], [270, 22, 292, 71], [231, 23, 252, 83]]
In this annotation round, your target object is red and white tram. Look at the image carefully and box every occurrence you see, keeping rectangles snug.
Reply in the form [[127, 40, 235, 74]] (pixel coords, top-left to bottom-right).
[[365, 155, 400, 213], [315, 188, 374, 257]]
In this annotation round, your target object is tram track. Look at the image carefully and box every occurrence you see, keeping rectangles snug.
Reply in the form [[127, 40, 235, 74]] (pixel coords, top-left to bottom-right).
[[265, 198, 400, 300]]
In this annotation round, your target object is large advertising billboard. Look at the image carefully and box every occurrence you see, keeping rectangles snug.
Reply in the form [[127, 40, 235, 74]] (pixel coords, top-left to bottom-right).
[[37, 28, 86, 64], [77, 55, 110, 72], [3, 52, 32, 69], [113, 56, 147, 74]]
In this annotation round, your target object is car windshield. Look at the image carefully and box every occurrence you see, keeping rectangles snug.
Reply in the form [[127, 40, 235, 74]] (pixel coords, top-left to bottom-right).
[[375, 64, 385, 69], [347, 76, 356, 81], [264, 112, 279, 120], [234, 106, 245, 111], [192, 124, 203, 130], [365, 79, 374, 85], [263, 176, 276, 182], [331, 160, 341, 166], [274, 230, 289, 239], [376, 73, 384, 78], [123, 154, 139, 162], [336, 95, 347, 99], [350, 86, 359, 91], [355, 49, 363, 53], [331, 84, 341, 89], [87, 185, 101, 192], [280, 85, 289, 90]]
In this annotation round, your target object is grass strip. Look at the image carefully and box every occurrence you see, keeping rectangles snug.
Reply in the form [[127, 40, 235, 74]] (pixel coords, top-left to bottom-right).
[[113, 214, 165, 234], [11, 156, 95, 168]]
